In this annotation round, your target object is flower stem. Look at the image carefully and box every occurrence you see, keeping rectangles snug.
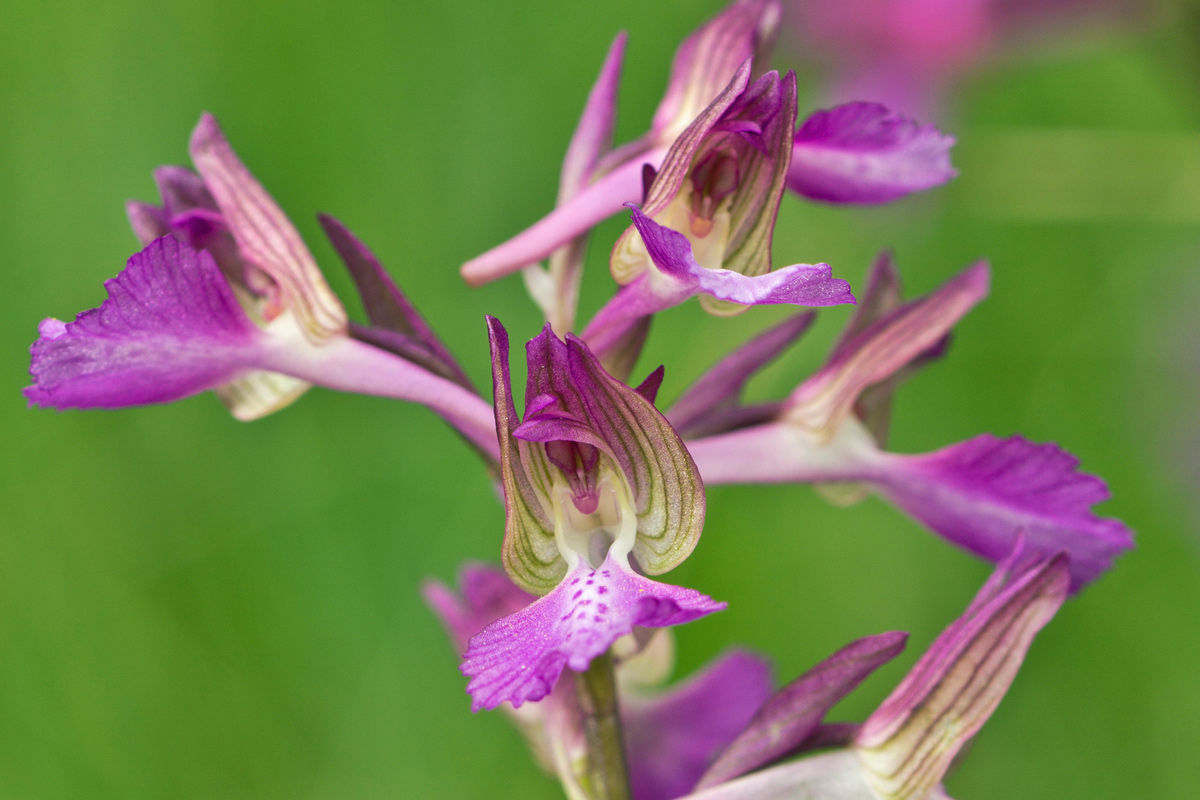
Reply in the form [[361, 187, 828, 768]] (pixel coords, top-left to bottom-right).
[[573, 652, 631, 800]]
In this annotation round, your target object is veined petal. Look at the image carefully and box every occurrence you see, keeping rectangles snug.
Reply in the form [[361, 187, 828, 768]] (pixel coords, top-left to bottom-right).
[[785, 262, 989, 442], [855, 551, 1070, 800], [629, 206, 853, 307], [668, 313, 814, 438], [488, 317, 565, 594], [696, 632, 907, 790], [188, 113, 347, 342], [874, 435, 1134, 591], [623, 650, 773, 800], [788, 103, 957, 205], [461, 553, 724, 711], [25, 236, 265, 410], [650, 0, 782, 144], [318, 213, 472, 389]]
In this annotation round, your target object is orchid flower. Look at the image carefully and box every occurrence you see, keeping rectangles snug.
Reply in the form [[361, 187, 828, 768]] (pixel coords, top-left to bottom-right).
[[460, 0, 783, 287], [680, 543, 1071, 799], [461, 319, 725, 711], [425, 563, 773, 800], [789, 0, 1142, 120], [684, 254, 1133, 589], [25, 113, 499, 458]]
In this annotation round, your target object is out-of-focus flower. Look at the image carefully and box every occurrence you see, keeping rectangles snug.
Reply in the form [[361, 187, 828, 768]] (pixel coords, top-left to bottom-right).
[[425, 563, 773, 800], [462, 320, 724, 711], [684, 255, 1133, 589], [788, 102, 957, 204], [581, 206, 854, 359], [460, 0, 783, 287], [25, 114, 499, 456], [788, 0, 1142, 120], [681, 543, 1070, 799]]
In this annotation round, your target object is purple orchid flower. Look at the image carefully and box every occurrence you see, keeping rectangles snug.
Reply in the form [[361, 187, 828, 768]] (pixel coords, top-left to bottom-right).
[[788, 102, 958, 204], [680, 542, 1070, 799], [581, 206, 854, 359], [788, 0, 1142, 121], [683, 254, 1133, 589], [25, 114, 499, 458], [425, 563, 773, 800], [460, 0, 783, 287], [461, 319, 725, 711]]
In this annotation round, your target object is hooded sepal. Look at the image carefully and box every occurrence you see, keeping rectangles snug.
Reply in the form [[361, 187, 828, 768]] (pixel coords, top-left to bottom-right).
[[854, 546, 1070, 800], [461, 553, 725, 711], [788, 103, 957, 205], [26, 236, 267, 410], [188, 113, 347, 343], [785, 262, 989, 442], [695, 631, 907, 790]]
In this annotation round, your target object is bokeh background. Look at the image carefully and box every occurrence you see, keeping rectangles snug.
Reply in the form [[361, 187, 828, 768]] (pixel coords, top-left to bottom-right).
[[2, 0, 1199, 797]]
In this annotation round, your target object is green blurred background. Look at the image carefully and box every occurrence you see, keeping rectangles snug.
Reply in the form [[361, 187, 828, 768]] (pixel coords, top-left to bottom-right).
[[2, 1, 1199, 797]]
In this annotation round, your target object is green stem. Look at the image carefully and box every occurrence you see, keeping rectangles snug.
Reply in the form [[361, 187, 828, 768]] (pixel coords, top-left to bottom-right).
[[573, 652, 631, 800]]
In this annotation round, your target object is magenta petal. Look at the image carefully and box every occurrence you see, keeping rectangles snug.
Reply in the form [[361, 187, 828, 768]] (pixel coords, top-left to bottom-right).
[[876, 435, 1134, 591], [422, 563, 538, 654], [461, 554, 725, 711], [623, 650, 773, 800], [26, 236, 261, 410], [788, 103, 957, 204], [696, 632, 907, 790], [629, 206, 854, 307]]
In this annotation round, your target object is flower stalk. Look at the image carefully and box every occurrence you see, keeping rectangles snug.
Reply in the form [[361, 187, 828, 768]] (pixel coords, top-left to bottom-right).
[[573, 651, 631, 800]]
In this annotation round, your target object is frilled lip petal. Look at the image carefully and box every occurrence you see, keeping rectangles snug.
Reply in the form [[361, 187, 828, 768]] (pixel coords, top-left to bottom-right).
[[422, 563, 538, 654], [461, 147, 663, 286], [873, 435, 1134, 591], [855, 547, 1070, 800], [788, 103, 957, 205], [461, 554, 725, 711], [25, 236, 264, 410], [695, 631, 907, 790], [623, 649, 773, 800]]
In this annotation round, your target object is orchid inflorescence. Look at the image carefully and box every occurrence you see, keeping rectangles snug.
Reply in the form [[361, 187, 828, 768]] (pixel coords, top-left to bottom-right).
[[25, 2, 1132, 799]]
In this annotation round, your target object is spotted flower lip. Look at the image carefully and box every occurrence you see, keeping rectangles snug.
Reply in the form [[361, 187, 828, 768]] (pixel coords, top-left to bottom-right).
[[425, 563, 770, 800], [678, 544, 1070, 800], [464, 319, 722, 711], [683, 256, 1133, 590], [788, 102, 957, 205], [580, 206, 854, 358], [459, 0, 782, 288]]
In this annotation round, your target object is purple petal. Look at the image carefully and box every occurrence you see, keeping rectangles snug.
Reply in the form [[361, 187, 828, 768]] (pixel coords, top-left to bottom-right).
[[786, 261, 988, 441], [624, 650, 773, 800], [650, 0, 782, 143], [422, 563, 538, 654], [154, 165, 217, 217], [26, 236, 261, 410], [126, 200, 171, 244], [628, 206, 854, 307], [559, 32, 627, 203], [856, 551, 1070, 799], [669, 313, 814, 438], [461, 554, 724, 711], [874, 434, 1134, 591], [788, 103, 957, 204], [681, 750, 876, 799], [318, 213, 473, 390], [462, 146, 658, 286], [696, 632, 907, 790], [188, 113, 347, 341]]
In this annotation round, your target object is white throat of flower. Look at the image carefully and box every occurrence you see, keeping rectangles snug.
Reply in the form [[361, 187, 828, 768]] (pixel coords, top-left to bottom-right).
[[550, 464, 638, 571]]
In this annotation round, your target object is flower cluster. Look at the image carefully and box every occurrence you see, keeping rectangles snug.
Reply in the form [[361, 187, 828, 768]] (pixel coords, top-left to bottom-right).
[[26, 2, 1132, 799]]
